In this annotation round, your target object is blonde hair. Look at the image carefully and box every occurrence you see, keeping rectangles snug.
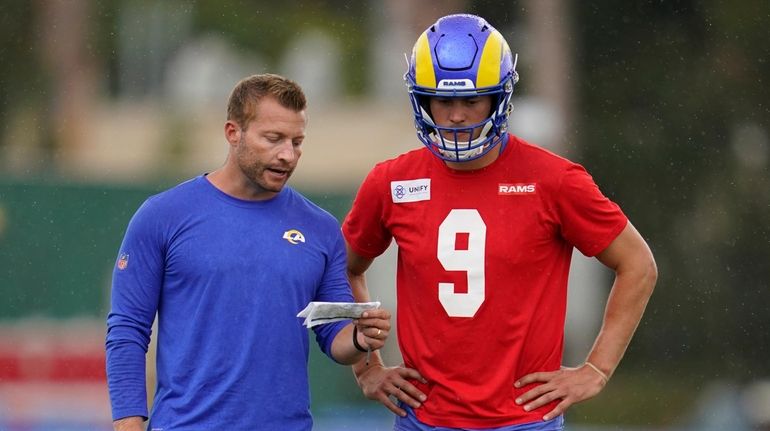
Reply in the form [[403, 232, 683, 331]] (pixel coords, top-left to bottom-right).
[[226, 73, 307, 128]]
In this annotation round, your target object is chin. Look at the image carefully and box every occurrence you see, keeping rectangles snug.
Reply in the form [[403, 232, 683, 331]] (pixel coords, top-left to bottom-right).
[[264, 179, 289, 193]]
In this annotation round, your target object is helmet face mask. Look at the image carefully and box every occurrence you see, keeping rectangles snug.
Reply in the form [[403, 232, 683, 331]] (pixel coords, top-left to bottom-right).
[[405, 14, 518, 163]]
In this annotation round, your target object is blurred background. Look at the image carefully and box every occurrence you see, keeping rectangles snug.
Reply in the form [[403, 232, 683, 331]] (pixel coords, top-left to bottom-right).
[[0, 0, 768, 430]]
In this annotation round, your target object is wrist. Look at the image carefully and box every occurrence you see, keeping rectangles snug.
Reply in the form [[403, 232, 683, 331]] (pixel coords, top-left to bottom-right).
[[352, 326, 368, 353], [354, 361, 384, 385], [584, 361, 610, 384]]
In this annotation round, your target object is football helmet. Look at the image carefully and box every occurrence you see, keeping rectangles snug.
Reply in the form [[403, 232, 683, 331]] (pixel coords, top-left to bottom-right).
[[405, 14, 518, 162]]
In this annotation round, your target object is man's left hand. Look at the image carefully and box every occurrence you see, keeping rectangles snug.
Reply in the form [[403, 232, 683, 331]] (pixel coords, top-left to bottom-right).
[[514, 364, 607, 421]]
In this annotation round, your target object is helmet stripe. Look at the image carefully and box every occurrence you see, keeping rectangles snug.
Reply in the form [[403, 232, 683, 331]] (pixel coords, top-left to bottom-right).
[[414, 32, 437, 88], [476, 30, 504, 88]]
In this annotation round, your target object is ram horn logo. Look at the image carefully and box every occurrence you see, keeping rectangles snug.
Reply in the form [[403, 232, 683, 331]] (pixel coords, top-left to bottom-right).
[[282, 229, 306, 245]]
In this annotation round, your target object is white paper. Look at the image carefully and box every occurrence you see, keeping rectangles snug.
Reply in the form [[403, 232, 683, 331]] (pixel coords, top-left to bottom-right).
[[297, 301, 381, 328]]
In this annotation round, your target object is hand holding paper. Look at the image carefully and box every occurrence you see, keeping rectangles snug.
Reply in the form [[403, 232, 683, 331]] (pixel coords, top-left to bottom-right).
[[297, 301, 382, 328]]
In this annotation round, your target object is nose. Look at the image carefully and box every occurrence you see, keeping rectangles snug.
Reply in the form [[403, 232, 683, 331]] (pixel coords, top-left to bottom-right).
[[447, 101, 467, 125], [276, 140, 300, 163]]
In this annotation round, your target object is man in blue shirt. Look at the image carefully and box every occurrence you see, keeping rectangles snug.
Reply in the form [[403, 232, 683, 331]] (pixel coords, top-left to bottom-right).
[[106, 73, 391, 431]]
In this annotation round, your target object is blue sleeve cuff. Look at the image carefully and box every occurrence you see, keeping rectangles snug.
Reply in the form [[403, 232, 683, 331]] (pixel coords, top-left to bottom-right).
[[111, 409, 149, 422], [313, 320, 349, 363]]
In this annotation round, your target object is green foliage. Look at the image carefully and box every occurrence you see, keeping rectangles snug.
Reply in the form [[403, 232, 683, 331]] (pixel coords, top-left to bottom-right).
[[190, 0, 370, 94], [575, 0, 770, 377], [0, 1, 43, 133]]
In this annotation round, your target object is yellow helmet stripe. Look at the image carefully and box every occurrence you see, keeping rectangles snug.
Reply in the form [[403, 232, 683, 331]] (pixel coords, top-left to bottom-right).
[[477, 30, 505, 88], [414, 32, 436, 88]]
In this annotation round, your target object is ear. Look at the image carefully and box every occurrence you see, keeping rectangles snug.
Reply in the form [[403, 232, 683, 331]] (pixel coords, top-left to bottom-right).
[[224, 120, 241, 146]]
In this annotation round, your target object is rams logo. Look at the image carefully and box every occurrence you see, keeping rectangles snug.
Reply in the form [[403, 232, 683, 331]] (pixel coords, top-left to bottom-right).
[[498, 183, 536, 195], [282, 229, 306, 245]]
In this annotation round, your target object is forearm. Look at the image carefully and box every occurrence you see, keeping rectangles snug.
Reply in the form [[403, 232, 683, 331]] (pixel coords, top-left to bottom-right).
[[586, 259, 657, 377], [331, 323, 368, 365], [348, 267, 372, 302]]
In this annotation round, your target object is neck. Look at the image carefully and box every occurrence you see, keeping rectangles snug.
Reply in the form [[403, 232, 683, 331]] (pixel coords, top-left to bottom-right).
[[207, 163, 278, 201]]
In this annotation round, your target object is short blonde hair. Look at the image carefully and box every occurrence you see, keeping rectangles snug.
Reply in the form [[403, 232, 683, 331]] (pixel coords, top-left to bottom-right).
[[226, 73, 307, 128]]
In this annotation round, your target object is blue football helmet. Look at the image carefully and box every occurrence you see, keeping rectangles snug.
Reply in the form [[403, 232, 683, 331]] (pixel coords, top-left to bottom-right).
[[405, 14, 518, 162]]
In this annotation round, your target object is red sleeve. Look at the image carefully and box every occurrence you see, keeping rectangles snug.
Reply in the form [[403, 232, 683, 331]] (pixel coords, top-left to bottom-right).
[[555, 164, 628, 257], [342, 165, 393, 258]]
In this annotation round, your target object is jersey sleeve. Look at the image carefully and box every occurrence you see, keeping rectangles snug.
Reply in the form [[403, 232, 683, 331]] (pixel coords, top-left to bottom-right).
[[555, 163, 628, 257], [312, 222, 355, 363], [342, 165, 393, 258], [105, 198, 165, 420]]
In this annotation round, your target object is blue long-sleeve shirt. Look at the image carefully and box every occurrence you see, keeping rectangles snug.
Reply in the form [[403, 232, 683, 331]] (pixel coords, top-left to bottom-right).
[[106, 175, 352, 430]]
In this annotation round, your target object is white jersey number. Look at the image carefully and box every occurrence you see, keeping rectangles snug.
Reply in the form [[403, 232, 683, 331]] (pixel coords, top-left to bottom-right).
[[437, 209, 486, 317]]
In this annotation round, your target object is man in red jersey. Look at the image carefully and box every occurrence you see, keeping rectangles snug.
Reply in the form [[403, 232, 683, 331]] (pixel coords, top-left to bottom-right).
[[342, 14, 657, 431]]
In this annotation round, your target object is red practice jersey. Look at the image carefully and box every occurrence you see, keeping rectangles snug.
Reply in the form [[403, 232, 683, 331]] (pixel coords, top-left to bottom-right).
[[342, 135, 628, 428]]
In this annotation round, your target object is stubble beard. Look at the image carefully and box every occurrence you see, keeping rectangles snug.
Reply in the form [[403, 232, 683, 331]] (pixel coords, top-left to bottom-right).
[[241, 160, 292, 195], [235, 141, 292, 195]]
